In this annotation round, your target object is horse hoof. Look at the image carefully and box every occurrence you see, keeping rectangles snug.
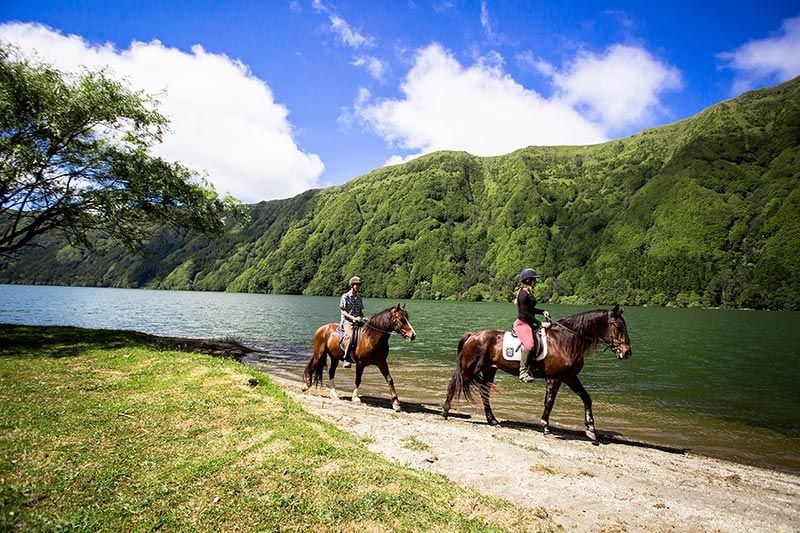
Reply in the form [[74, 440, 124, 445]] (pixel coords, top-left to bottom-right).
[[392, 401, 402, 412], [487, 418, 500, 427], [352, 395, 361, 404], [586, 430, 597, 441], [542, 427, 551, 437], [330, 392, 340, 401]]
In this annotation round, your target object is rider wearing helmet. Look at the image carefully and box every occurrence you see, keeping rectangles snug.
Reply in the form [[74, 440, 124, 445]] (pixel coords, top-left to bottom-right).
[[340, 276, 366, 368], [514, 268, 551, 382]]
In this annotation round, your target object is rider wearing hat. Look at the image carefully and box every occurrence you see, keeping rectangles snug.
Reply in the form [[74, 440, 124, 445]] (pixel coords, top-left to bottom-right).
[[514, 268, 551, 382], [340, 276, 366, 368]]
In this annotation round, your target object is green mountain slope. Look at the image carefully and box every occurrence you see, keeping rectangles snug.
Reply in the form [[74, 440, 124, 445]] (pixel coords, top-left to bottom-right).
[[3, 77, 799, 310]]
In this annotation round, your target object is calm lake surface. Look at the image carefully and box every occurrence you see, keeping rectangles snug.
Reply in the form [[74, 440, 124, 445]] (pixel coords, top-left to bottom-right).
[[2, 284, 799, 473]]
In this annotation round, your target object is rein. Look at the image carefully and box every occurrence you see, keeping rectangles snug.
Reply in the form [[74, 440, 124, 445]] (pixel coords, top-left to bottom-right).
[[363, 322, 395, 335], [549, 318, 621, 352], [363, 319, 407, 338]]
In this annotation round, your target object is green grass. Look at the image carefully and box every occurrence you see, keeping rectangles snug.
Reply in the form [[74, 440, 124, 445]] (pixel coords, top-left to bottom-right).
[[0, 324, 556, 532]]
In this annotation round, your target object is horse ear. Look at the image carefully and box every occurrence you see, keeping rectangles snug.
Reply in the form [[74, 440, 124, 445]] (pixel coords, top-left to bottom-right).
[[612, 304, 620, 314]]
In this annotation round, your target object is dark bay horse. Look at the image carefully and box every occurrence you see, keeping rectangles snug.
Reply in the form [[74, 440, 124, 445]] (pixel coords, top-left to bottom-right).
[[442, 305, 632, 441], [303, 304, 417, 411]]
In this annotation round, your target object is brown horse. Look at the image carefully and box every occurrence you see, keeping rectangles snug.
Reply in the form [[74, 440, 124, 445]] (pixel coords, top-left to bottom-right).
[[442, 305, 632, 441], [303, 304, 417, 411]]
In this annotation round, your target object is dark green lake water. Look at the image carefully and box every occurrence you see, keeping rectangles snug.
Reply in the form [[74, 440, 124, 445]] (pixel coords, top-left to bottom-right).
[[2, 285, 798, 473]]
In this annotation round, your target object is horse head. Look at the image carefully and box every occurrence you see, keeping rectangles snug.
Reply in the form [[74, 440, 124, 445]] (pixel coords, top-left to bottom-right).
[[607, 304, 632, 359], [390, 303, 417, 341]]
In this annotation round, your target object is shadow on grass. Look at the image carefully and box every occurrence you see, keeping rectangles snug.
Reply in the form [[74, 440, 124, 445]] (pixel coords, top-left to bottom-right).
[[0, 324, 257, 360]]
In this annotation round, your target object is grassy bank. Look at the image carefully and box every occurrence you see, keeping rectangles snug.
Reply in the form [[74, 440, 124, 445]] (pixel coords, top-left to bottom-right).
[[0, 324, 554, 531]]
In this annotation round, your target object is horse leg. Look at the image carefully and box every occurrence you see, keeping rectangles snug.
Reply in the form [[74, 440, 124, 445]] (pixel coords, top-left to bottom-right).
[[376, 360, 401, 412], [328, 355, 340, 401], [565, 376, 597, 441], [541, 379, 562, 436], [480, 368, 500, 426], [351, 363, 364, 403]]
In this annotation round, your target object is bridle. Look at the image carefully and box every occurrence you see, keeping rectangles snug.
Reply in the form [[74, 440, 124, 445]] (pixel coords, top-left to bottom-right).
[[363, 314, 414, 340], [549, 318, 627, 356]]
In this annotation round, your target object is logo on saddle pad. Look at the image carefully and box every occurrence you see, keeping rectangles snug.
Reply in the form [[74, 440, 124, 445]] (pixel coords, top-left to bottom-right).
[[502, 330, 547, 362]]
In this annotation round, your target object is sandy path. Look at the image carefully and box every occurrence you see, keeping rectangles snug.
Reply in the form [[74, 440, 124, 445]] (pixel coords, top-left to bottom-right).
[[273, 376, 800, 532]]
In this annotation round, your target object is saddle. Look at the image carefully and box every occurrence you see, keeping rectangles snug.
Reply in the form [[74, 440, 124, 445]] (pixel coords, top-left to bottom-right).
[[501, 328, 547, 362], [336, 324, 360, 353]]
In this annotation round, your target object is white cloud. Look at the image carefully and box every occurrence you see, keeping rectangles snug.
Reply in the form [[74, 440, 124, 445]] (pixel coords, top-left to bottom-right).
[[353, 43, 610, 160], [0, 22, 323, 203], [352, 55, 387, 81], [432, 1, 455, 14], [328, 14, 374, 48], [312, 0, 374, 49], [719, 15, 800, 95], [516, 50, 556, 77], [384, 154, 417, 167], [480, 1, 494, 40], [547, 45, 683, 131]]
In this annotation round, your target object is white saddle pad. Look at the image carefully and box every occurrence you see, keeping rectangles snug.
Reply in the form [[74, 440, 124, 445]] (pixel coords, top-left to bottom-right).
[[502, 329, 547, 361]]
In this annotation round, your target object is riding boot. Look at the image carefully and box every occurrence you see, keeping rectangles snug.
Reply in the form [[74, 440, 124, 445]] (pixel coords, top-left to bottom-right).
[[519, 348, 534, 382]]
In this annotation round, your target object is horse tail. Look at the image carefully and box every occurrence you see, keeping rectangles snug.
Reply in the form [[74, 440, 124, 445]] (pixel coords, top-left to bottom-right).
[[447, 333, 468, 400], [303, 355, 325, 388], [451, 332, 483, 403], [304, 327, 329, 388]]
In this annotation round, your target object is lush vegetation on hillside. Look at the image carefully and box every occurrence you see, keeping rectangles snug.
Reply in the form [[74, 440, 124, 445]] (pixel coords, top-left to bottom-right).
[[2, 78, 799, 310]]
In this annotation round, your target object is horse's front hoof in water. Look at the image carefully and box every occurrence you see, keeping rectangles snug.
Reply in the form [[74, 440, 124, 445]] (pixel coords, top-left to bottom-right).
[[392, 400, 402, 412]]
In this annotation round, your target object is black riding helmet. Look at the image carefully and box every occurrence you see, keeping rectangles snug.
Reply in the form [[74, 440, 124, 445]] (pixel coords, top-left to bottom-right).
[[520, 268, 540, 283]]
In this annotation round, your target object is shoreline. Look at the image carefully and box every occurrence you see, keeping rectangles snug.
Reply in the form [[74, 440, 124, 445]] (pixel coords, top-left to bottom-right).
[[4, 324, 799, 531], [10, 324, 797, 475], [275, 375, 800, 532], [155, 331, 799, 477]]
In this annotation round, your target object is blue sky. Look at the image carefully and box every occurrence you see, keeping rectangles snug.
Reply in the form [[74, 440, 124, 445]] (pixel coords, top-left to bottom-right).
[[2, 1, 799, 203]]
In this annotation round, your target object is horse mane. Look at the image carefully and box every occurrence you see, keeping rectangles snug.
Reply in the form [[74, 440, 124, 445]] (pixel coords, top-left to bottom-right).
[[554, 309, 609, 358], [367, 306, 399, 332]]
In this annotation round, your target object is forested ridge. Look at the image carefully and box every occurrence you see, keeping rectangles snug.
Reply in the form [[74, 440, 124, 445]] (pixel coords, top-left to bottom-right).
[[3, 77, 799, 310]]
